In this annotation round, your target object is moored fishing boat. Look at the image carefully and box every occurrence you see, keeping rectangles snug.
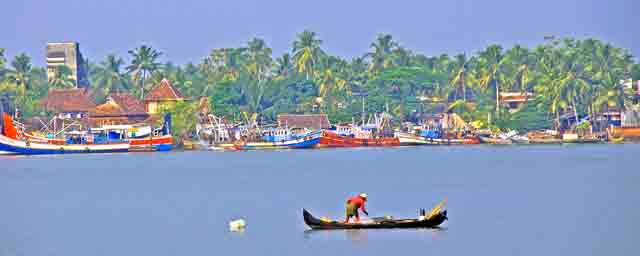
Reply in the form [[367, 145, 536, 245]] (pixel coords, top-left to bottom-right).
[[319, 113, 400, 148], [320, 130, 400, 147], [0, 113, 173, 155], [396, 132, 479, 145], [232, 130, 321, 150]]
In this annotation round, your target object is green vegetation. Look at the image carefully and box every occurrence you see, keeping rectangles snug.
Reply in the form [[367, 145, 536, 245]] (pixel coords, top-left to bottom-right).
[[0, 34, 638, 135]]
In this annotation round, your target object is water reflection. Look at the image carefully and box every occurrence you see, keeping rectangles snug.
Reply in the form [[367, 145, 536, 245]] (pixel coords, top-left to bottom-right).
[[344, 229, 368, 243], [303, 227, 446, 243], [303, 229, 369, 244]]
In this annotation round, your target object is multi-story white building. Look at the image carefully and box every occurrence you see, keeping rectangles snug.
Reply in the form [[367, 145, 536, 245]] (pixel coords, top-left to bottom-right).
[[46, 42, 89, 88]]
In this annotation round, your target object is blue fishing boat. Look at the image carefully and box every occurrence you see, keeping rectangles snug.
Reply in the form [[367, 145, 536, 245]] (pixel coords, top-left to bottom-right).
[[232, 130, 321, 150]]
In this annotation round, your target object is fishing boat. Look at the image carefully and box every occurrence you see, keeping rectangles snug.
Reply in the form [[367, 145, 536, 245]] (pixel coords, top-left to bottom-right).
[[231, 130, 321, 150], [396, 132, 479, 145], [319, 113, 400, 147], [303, 209, 447, 230], [0, 113, 172, 155], [510, 134, 530, 144], [396, 132, 438, 145], [320, 130, 400, 147]]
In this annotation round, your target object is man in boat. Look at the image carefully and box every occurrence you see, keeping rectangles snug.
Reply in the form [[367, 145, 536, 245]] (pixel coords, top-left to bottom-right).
[[344, 193, 368, 223]]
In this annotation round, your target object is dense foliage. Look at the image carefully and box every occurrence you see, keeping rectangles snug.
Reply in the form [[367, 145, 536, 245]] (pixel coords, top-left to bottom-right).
[[1, 33, 638, 133]]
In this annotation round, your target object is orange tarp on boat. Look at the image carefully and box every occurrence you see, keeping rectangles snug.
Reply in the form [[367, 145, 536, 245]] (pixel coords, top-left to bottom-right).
[[2, 113, 18, 139]]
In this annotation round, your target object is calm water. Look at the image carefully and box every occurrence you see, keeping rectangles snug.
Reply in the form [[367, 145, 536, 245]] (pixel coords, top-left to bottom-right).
[[1, 144, 639, 256]]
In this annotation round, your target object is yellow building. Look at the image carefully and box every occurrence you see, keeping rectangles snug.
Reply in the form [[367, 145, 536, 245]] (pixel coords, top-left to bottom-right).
[[144, 79, 185, 114]]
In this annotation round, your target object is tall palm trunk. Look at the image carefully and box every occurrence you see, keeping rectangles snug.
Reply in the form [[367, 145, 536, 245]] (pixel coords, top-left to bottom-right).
[[400, 96, 405, 122], [495, 81, 500, 118], [140, 70, 146, 100], [572, 99, 579, 131], [462, 76, 466, 102]]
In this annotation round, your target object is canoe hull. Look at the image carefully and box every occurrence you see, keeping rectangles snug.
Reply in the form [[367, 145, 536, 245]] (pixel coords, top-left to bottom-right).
[[303, 209, 447, 230], [479, 136, 513, 145]]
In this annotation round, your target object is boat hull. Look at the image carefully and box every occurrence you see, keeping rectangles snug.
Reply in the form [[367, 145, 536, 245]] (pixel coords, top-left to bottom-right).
[[303, 209, 447, 230], [397, 132, 479, 145], [479, 136, 513, 145], [232, 132, 321, 150], [129, 135, 173, 151], [0, 134, 130, 155], [319, 131, 400, 147]]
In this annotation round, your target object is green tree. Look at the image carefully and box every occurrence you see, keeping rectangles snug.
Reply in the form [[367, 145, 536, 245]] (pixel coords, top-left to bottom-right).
[[8, 53, 33, 93], [633, 63, 640, 81], [275, 53, 293, 78], [449, 54, 472, 101], [158, 101, 199, 144], [366, 34, 397, 74], [0, 48, 6, 79], [292, 30, 324, 80], [48, 65, 75, 88], [477, 45, 507, 120], [127, 45, 163, 99], [93, 54, 129, 97]]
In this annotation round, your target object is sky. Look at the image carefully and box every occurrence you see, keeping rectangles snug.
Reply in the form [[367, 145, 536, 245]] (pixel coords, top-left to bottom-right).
[[1, 0, 637, 67]]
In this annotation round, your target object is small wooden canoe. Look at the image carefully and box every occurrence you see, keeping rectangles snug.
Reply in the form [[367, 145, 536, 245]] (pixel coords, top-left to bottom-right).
[[479, 136, 512, 145], [610, 136, 625, 143], [302, 209, 447, 230]]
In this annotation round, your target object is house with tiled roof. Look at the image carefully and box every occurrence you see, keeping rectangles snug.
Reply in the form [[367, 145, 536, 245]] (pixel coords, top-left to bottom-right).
[[144, 79, 185, 114], [277, 114, 331, 130], [88, 93, 150, 126], [39, 88, 96, 120]]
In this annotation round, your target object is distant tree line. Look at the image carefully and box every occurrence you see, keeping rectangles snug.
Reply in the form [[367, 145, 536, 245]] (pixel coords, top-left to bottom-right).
[[1, 32, 639, 131]]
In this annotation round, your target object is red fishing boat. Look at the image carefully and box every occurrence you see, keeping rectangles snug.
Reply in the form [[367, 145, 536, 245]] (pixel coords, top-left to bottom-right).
[[319, 130, 400, 147]]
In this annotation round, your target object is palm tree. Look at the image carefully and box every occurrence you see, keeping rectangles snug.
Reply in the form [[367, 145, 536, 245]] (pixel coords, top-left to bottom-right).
[[391, 47, 412, 67], [366, 34, 397, 74], [93, 54, 129, 95], [274, 53, 292, 77], [127, 45, 163, 100], [204, 48, 245, 81], [0, 48, 6, 79], [449, 54, 469, 101], [246, 38, 273, 82], [292, 30, 323, 80], [503, 45, 532, 93], [8, 53, 32, 93], [477, 45, 507, 119], [48, 66, 75, 88], [317, 69, 348, 112]]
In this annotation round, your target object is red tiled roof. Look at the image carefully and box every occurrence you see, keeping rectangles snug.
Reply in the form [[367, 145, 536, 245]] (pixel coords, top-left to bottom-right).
[[144, 79, 184, 101], [90, 93, 148, 117], [277, 114, 331, 129], [499, 92, 534, 103], [40, 88, 96, 113]]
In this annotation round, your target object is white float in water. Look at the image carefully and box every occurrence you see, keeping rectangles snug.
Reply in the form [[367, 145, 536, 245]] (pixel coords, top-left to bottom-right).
[[229, 219, 246, 232]]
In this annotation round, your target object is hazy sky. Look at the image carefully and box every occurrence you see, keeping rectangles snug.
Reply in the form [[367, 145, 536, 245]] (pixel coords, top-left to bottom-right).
[[1, 0, 637, 66]]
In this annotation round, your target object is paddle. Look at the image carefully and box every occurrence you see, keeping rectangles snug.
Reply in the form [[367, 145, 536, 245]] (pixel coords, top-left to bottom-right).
[[426, 197, 448, 220]]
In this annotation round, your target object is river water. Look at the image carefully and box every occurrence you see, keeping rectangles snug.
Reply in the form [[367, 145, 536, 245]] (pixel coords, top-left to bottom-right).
[[1, 144, 639, 256]]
